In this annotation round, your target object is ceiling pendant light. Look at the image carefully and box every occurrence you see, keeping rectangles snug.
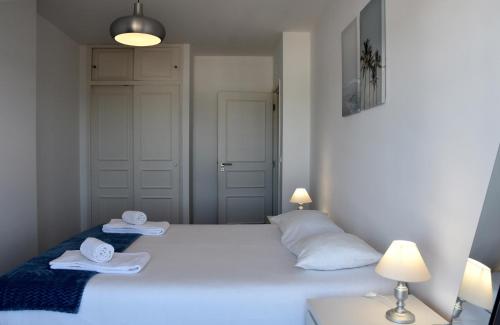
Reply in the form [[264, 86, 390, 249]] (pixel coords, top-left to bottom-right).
[[110, 1, 166, 47]]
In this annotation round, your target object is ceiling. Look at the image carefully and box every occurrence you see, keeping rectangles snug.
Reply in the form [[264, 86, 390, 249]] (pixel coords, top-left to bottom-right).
[[38, 0, 327, 55]]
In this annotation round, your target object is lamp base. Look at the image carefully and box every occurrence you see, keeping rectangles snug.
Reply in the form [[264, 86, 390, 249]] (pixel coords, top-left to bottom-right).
[[297, 205, 304, 210], [452, 298, 464, 320], [385, 282, 416, 324], [386, 308, 415, 324]]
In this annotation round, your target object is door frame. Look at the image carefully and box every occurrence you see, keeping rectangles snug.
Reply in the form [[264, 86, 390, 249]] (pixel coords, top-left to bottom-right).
[[272, 81, 283, 216], [80, 44, 191, 229]]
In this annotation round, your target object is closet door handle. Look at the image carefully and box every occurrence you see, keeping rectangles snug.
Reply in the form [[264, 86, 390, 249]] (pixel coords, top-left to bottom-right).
[[220, 163, 232, 167]]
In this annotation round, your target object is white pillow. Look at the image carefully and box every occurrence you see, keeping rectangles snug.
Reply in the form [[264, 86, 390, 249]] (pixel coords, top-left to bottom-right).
[[269, 210, 344, 252], [294, 232, 382, 271], [268, 209, 299, 226]]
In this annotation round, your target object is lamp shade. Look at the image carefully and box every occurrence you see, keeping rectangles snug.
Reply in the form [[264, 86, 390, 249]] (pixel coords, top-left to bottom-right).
[[289, 188, 312, 204], [110, 1, 166, 47], [375, 240, 431, 283], [459, 258, 493, 310]]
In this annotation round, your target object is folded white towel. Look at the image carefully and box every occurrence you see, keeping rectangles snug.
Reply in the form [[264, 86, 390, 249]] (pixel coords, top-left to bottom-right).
[[103, 219, 169, 236], [122, 210, 147, 225], [49, 251, 151, 274], [80, 237, 114, 263]]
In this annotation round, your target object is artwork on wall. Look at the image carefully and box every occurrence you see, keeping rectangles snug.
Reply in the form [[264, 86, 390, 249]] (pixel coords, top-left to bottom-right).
[[342, 0, 386, 117]]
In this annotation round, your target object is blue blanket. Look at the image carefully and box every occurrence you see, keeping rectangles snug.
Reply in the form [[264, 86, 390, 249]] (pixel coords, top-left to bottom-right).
[[0, 226, 140, 314]]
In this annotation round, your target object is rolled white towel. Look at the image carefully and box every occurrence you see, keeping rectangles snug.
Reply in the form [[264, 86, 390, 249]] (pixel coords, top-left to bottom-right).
[[80, 237, 114, 263], [122, 211, 147, 225]]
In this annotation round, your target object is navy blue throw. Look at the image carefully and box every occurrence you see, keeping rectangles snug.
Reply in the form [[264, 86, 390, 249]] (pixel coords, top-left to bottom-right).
[[0, 226, 140, 314]]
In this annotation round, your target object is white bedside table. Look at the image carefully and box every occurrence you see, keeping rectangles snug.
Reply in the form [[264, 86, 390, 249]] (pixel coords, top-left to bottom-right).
[[307, 295, 449, 325]]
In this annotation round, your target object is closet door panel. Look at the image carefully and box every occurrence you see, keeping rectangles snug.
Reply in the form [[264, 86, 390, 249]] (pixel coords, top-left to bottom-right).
[[134, 47, 181, 81], [92, 49, 134, 81], [134, 85, 180, 223], [91, 86, 134, 226]]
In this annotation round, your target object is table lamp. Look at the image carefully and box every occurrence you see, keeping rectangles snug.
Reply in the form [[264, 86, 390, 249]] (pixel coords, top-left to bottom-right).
[[289, 188, 312, 210], [452, 258, 493, 319], [375, 240, 431, 324]]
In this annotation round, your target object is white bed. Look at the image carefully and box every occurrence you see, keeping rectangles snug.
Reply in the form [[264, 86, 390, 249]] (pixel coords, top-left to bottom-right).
[[0, 224, 393, 325]]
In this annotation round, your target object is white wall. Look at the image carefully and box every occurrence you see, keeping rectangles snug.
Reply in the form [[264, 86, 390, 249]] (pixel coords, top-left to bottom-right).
[[310, 0, 500, 319], [280, 32, 311, 212], [37, 16, 81, 251], [0, 0, 37, 273], [79, 45, 90, 230], [192, 56, 274, 224], [180, 45, 191, 224]]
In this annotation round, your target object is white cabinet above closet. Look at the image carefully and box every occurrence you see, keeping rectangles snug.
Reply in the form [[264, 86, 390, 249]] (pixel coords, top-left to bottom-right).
[[134, 47, 181, 81], [91, 48, 134, 81], [91, 47, 182, 82]]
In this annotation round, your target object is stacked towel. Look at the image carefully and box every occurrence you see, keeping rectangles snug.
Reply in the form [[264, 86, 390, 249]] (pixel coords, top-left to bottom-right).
[[122, 210, 147, 225], [80, 237, 114, 263], [50, 251, 151, 274], [103, 219, 169, 236]]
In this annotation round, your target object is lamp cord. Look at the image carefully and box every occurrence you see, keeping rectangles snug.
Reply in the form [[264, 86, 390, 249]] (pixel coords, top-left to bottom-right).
[[363, 292, 394, 307]]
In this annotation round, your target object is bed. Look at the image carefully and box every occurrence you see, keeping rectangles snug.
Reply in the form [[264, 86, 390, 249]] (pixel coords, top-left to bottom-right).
[[0, 224, 393, 325]]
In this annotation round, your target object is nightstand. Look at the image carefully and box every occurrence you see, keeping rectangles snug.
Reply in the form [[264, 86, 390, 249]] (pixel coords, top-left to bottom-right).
[[307, 295, 449, 325]]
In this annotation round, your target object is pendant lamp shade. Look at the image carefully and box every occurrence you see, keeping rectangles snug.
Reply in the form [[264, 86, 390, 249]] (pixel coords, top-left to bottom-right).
[[110, 1, 166, 47]]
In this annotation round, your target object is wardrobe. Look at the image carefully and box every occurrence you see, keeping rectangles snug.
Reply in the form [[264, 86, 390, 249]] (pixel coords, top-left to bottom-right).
[[89, 46, 187, 226]]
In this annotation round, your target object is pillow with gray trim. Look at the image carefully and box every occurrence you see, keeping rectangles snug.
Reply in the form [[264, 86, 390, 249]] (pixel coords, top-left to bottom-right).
[[269, 210, 344, 253]]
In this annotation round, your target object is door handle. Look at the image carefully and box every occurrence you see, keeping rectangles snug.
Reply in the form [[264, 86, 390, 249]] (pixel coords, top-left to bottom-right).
[[220, 162, 232, 172]]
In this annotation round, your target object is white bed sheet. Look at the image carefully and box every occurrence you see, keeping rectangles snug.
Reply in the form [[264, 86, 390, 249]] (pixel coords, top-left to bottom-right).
[[0, 225, 393, 325]]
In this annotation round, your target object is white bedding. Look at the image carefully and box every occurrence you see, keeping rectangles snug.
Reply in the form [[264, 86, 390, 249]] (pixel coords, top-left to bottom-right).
[[0, 225, 393, 325]]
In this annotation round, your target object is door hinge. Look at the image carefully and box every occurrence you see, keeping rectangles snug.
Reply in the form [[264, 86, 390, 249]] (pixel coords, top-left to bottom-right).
[[272, 160, 276, 168], [273, 104, 276, 111]]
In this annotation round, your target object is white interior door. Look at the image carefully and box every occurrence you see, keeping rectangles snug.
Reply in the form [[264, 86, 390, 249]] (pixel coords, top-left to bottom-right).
[[218, 92, 273, 224], [91, 86, 134, 226], [134, 85, 180, 223]]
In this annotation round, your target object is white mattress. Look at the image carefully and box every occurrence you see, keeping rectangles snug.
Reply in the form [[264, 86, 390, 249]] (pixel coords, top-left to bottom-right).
[[0, 225, 393, 325]]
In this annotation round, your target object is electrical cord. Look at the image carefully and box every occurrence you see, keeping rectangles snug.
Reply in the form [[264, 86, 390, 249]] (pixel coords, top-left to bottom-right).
[[363, 292, 395, 307]]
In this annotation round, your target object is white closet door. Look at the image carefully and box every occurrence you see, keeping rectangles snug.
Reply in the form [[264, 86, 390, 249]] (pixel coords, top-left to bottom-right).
[[91, 86, 134, 226], [134, 85, 180, 223]]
